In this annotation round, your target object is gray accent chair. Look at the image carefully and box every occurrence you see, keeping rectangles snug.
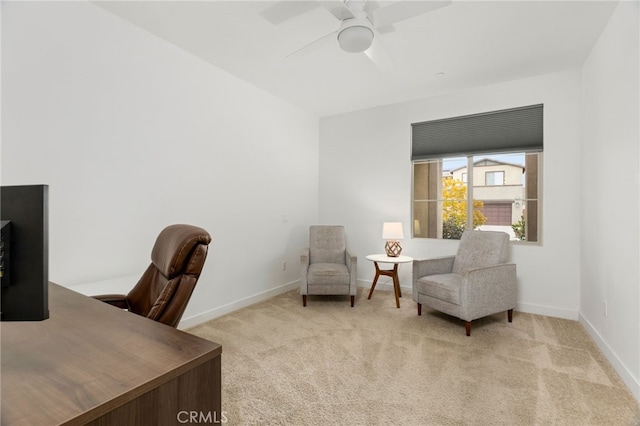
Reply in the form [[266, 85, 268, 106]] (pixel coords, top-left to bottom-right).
[[412, 230, 516, 336], [300, 225, 357, 307]]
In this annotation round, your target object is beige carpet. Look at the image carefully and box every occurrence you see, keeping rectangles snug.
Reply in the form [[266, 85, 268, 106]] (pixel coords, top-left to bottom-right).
[[188, 288, 640, 425]]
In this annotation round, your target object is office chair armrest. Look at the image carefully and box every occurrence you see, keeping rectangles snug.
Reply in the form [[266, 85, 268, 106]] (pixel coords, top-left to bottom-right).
[[92, 294, 129, 310]]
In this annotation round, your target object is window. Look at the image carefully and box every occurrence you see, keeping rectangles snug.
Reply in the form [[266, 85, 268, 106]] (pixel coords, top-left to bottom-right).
[[485, 171, 504, 186], [413, 152, 540, 241], [411, 105, 542, 242]]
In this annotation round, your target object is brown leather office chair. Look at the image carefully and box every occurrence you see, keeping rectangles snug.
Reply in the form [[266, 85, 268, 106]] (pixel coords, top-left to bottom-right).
[[94, 224, 212, 328]]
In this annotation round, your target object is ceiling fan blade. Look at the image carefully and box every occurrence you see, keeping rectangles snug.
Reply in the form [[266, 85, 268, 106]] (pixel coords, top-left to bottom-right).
[[376, 24, 396, 34], [260, 1, 319, 25], [286, 30, 337, 58], [368, 0, 452, 28], [318, 0, 355, 21], [364, 32, 394, 72]]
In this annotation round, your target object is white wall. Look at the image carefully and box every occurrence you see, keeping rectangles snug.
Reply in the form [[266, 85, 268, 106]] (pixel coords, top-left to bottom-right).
[[319, 69, 583, 319], [580, 1, 640, 400], [1, 1, 319, 325]]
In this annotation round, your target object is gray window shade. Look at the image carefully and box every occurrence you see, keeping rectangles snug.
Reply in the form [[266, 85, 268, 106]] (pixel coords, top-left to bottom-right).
[[411, 104, 543, 161]]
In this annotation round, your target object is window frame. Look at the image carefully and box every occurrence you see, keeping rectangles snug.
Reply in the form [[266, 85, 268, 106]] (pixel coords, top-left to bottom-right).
[[411, 151, 542, 244]]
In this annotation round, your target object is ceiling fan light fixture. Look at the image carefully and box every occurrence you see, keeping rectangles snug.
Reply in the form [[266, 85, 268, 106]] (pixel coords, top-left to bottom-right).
[[338, 25, 374, 53]]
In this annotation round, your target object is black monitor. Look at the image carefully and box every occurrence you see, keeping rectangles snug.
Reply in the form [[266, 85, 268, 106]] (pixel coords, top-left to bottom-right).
[[0, 185, 49, 321], [1, 220, 12, 287]]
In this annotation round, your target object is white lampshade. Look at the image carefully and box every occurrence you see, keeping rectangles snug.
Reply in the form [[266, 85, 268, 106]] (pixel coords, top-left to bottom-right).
[[382, 222, 404, 240], [337, 25, 374, 53]]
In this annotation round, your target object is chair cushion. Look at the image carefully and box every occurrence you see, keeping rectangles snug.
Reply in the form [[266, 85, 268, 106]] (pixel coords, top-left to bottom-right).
[[308, 263, 351, 285], [415, 273, 461, 305]]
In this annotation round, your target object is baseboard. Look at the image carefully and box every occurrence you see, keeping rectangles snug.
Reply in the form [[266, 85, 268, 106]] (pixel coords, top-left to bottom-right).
[[357, 278, 411, 294], [178, 280, 299, 330], [578, 313, 640, 403], [357, 281, 582, 320], [182, 278, 407, 329], [181, 279, 575, 326], [516, 301, 578, 320], [357, 279, 579, 320]]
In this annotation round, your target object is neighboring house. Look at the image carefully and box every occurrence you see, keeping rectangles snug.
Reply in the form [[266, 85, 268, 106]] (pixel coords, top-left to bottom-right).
[[448, 158, 525, 235]]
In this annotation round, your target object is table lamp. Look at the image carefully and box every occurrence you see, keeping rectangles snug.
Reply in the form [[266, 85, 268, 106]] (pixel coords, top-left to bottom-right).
[[382, 222, 404, 257]]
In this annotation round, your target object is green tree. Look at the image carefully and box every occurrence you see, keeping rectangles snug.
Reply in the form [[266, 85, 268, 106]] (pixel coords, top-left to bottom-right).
[[512, 214, 526, 241], [442, 217, 465, 240], [442, 178, 486, 239]]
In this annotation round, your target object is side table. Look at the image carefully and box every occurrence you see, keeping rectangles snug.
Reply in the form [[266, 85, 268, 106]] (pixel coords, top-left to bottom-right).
[[365, 254, 413, 308]]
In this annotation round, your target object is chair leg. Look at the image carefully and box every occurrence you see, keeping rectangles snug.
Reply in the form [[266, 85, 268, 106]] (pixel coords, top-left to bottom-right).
[[350, 295, 355, 307], [465, 321, 471, 336], [417, 303, 422, 316], [302, 295, 307, 307], [508, 309, 513, 323]]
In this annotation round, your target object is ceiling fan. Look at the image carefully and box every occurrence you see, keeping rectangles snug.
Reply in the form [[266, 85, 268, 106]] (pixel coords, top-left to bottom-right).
[[260, 0, 451, 70]]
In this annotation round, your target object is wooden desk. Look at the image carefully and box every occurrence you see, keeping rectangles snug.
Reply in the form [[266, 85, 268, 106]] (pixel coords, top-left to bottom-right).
[[1, 283, 222, 425]]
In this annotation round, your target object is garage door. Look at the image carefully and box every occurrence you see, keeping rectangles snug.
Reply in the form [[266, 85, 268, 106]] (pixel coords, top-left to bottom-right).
[[482, 203, 512, 225]]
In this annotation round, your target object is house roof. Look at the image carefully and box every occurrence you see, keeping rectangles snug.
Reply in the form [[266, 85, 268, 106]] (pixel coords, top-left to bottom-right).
[[449, 158, 525, 173]]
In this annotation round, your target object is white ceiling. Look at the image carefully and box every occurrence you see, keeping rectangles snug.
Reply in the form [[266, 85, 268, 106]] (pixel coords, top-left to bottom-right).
[[94, 0, 618, 117]]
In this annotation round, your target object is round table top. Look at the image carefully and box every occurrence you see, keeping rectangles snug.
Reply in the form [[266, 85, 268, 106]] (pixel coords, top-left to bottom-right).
[[366, 254, 413, 263]]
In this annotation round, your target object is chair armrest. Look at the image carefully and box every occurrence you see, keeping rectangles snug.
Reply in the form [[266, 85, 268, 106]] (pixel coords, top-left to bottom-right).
[[412, 256, 455, 285], [345, 249, 357, 273], [300, 248, 310, 267], [460, 263, 517, 321], [300, 248, 310, 290], [92, 294, 129, 310], [346, 249, 357, 295]]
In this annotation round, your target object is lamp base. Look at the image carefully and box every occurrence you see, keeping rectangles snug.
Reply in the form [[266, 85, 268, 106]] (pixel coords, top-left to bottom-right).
[[384, 241, 402, 257]]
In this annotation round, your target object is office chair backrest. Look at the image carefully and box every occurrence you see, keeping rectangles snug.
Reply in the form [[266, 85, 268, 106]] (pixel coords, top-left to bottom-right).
[[126, 224, 212, 327]]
